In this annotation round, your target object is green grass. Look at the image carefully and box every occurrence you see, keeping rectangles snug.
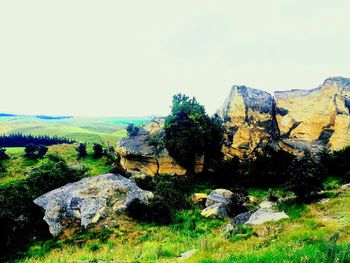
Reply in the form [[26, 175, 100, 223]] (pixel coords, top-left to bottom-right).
[[17, 186, 350, 262], [0, 144, 114, 184]]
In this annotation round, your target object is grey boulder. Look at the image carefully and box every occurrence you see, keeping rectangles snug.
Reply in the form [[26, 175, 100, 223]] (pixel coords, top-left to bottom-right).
[[34, 173, 153, 236]]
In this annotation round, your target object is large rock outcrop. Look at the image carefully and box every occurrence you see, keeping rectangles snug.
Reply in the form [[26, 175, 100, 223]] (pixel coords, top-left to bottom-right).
[[34, 174, 153, 236], [217, 85, 279, 158], [117, 120, 204, 176], [275, 77, 350, 152], [218, 77, 350, 158], [118, 77, 350, 173]]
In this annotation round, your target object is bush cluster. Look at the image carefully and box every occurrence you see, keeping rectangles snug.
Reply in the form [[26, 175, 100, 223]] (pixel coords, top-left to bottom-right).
[[24, 144, 48, 160], [127, 175, 194, 224]]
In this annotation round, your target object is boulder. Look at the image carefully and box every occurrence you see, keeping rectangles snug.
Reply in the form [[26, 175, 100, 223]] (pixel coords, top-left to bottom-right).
[[190, 193, 208, 204], [221, 211, 253, 238], [245, 208, 288, 225], [179, 249, 198, 260], [200, 203, 228, 218], [205, 189, 234, 207], [34, 173, 153, 236]]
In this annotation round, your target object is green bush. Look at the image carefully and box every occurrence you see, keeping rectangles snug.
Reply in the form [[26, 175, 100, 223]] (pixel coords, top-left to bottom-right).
[[24, 144, 48, 160], [285, 155, 324, 201], [164, 94, 223, 170], [128, 174, 194, 224], [93, 143, 103, 158], [126, 124, 140, 137], [75, 143, 87, 158], [0, 147, 9, 161]]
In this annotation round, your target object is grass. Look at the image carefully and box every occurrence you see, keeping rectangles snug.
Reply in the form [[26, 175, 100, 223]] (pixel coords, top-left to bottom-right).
[[0, 144, 115, 184], [17, 186, 350, 262]]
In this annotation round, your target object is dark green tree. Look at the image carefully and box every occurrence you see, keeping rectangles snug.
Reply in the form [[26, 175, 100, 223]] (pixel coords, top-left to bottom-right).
[[24, 144, 48, 160], [126, 124, 140, 136], [285, 155, 324, 200], [75, 143, 87, 158], [0, 147, 9, 161], [93, 143, 103, 158], [164, 94, 223, 170]]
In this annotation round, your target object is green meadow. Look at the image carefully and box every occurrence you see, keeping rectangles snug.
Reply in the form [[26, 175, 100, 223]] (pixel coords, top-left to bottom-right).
[[0, 115, 150, 147]]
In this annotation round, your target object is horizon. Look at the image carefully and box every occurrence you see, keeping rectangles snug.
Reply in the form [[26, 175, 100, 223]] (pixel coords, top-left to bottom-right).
[[1, 1, 349, 117], [1, 75, 348, 118]]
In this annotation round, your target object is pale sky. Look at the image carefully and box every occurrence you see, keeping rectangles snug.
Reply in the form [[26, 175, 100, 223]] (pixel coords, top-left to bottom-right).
[[1, 1, 349, 117]]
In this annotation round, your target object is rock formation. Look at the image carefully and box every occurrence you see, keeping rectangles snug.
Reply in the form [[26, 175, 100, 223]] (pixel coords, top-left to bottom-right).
[[217, 85, 279, 158], [218, 77, 350, 158], [118, 77, 350, 174], [34, 173, 153, 236], [275, 77, 350, 152], [117, 120, 204, 176]]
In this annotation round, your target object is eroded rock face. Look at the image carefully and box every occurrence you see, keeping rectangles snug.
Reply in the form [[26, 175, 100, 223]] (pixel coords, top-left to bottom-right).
[[117, 120, 204, 176], [218, 77, 350, 158], [217, 85, 279, 158], [34, 174, 153, 236], [275, 77, 350, 152]]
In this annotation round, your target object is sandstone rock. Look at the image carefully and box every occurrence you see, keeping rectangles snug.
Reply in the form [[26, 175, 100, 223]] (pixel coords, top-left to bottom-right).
[[117, 120, 204, 176], [34, 173, 153, 236], [246, 208, 288, 225], [190, 193, 208, 204], [275, 77, 350, 152], [217, 77, 350, 158], [217, 85, 279, 158], [201, 203, 228, 218]]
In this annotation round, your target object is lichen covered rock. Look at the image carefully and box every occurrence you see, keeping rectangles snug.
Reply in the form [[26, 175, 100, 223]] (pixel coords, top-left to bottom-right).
[[34, 173, 153, 236]]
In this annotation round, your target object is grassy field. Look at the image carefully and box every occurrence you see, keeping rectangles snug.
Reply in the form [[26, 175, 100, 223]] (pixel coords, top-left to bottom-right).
[[16, 183, 350, 263], [0, 144, 114, 185], [0, 115, 150, 147]]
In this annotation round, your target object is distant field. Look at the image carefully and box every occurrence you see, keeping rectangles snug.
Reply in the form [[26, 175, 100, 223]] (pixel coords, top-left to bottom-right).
[[0, 116, 151, 147]]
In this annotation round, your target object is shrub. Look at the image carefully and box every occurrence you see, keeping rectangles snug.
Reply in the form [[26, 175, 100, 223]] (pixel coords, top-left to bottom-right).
[[164, 94, 223, 170], [24, 144, 48, 160], [92, 143, 103, 158], [126, 124, 140, 137], [285, 155, 324, 201], [128, 175, 194, 224], [75, 143, 87, 158], [0, 147, 9, 161], [127, 198, 173, 225], [226, 191, 249, 217]]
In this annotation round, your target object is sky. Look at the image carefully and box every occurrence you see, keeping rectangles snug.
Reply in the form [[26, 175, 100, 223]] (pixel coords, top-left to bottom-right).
[[1, 1, 349, 117]]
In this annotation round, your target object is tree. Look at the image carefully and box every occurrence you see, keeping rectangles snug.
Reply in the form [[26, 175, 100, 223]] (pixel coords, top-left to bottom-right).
[[76, 143, 87, 158], [24, 144, 48, 160], [93, 143, 103, 158], [164, 94, 223, 170], [126, 124, 140, 137], [0, 147, 9, 161], [285, 155, 324, 200]]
